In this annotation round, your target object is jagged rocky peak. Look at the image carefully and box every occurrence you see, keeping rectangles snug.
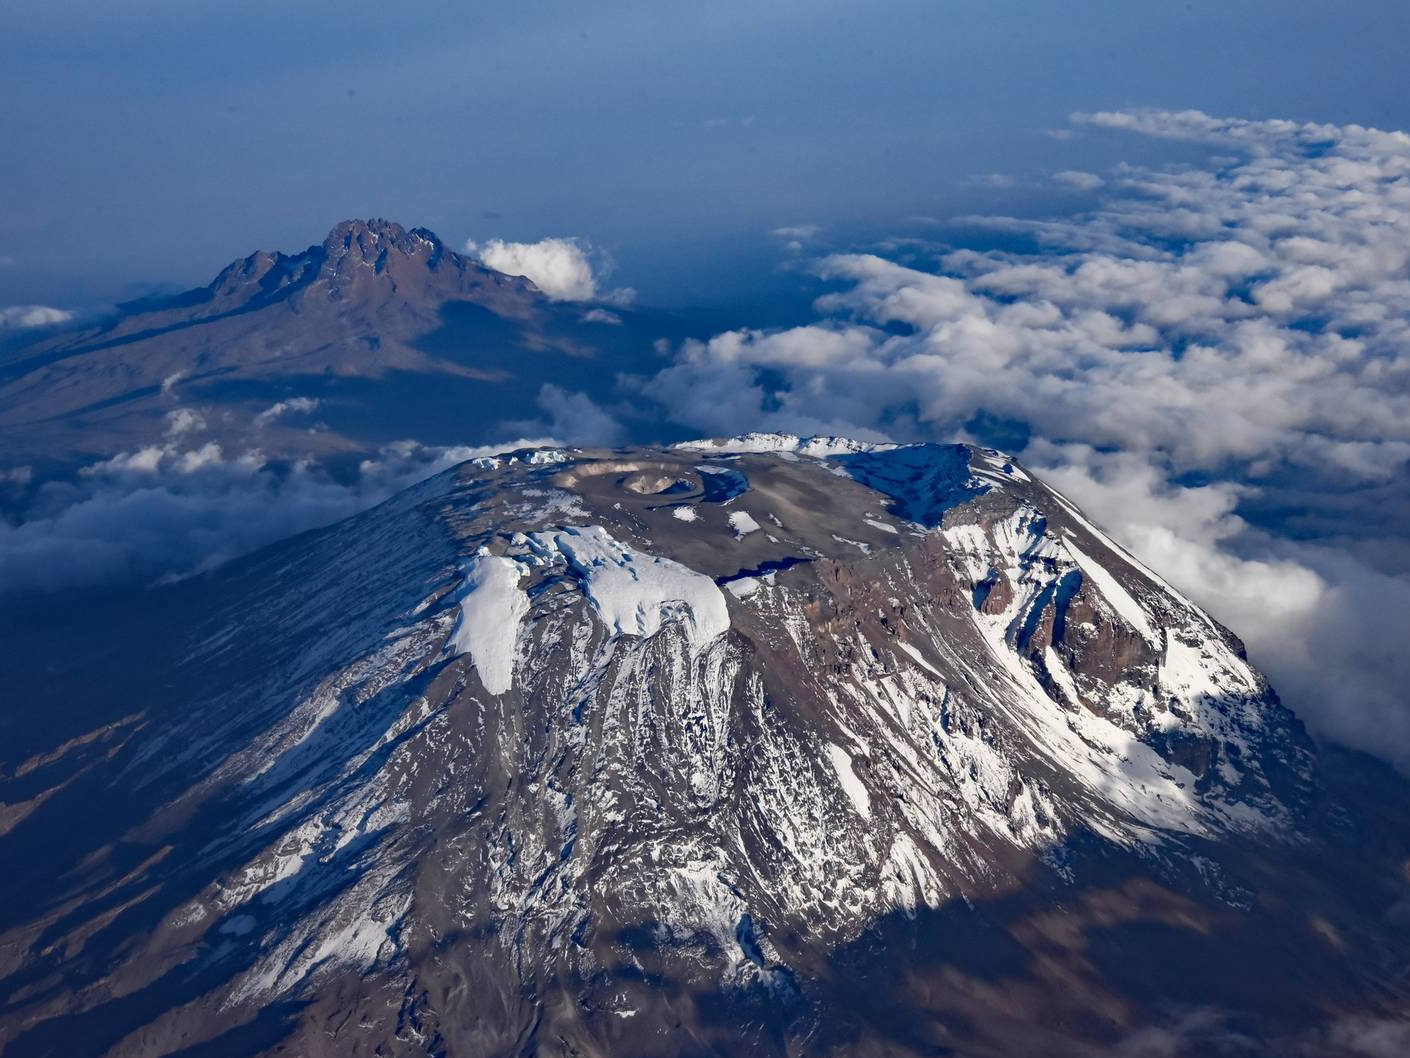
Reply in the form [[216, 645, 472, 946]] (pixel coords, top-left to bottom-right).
[[206, 246, 292, 298], [192, 217, 528, 313], [7, 433, 1401, 1058], [320, 217, 445, 272], [202, 219, 453, 299]]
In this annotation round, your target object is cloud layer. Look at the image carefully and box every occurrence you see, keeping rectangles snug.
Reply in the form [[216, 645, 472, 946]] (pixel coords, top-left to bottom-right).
[[643, 109, 1410, 767], [651, 112, 1410, 484], [0, 435, 556, 596]]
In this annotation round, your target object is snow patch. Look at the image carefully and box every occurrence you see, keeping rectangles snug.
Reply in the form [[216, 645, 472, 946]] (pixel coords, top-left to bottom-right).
[[825, 743, 871, 818], [729, 511, 760, 537], [1044, 646, 1081, 706], [1062, 535, 1159, 644], [677, 433, 898, 458], [897, 640, 943, 679], [529, 526, 729, 652], [450, 552, 530, 694]]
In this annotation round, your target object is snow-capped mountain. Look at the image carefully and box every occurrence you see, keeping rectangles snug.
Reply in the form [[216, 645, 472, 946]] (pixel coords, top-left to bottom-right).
[[1, 437, 1407, 1057]]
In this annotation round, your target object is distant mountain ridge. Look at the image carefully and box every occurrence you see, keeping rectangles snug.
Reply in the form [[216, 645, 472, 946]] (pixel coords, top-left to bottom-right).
[[189, 219, 535, 317], [0, 220, 661, 474]]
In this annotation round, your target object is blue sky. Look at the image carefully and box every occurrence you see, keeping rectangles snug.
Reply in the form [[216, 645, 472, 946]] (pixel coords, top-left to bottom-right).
[[3, 1, 1410, 307]]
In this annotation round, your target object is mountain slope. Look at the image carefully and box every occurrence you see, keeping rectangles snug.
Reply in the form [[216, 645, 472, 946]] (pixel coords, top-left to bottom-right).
[[1, 437, 1408, 1058]]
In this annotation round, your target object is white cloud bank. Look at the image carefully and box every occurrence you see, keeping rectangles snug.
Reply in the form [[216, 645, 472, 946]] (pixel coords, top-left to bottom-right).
[[0, 305, 73, 329], [467, 235, 635, 305], [0, 437, 557, 595], [642, 109, 1410, 767]]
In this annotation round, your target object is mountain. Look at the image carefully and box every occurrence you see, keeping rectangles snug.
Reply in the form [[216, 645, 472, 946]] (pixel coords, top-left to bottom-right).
[[2, 436, 1408, 1057], [0, 220, 671, 476]]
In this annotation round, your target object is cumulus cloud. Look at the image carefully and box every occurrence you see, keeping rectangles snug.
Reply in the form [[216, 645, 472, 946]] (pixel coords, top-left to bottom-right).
[[639, 109, 1410, 767], [582, 307, 623, 325], [772, 224, 823, 253], [772, 224, 822, 240], [501, 384, 625, 447], [467, 235, 635, 305], [252, 396, 320, 429], [164, 408, 206, 438], [0, 305, 73, 329], [1054, 169, 1105, 191], [0, 437, 558, 596]]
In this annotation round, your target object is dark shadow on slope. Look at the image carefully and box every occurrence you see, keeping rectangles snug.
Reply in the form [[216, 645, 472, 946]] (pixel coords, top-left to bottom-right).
[[160, 1002, 311, 1058], [576, 807, 1410, 1058], [0, 483, 466, 1054], [715, 556, 812, 585], [833, 445, 990, 528], [0, 644, 448, 1057], [696, 467, 750, 504], [0, 259, 322, 384]]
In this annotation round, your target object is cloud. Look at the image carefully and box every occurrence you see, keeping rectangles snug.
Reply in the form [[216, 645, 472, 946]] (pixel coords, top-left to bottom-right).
[[1107, 1007, 1256, 1057], [252, 396, 320, 429], [772, 224, 822, 241], [1054, 169, 1105, 191], [164, 408, 207, 438], [772, 223, 823, 255], [702, 113, 755, 129], [467, 235, 635, 304], [469, 236, 596, 300], [638, 109, 1410, 768], [0, 437, 559, 597], [1071, 108, 1355, 153], [1027, 445, 1410, 766], [0, 466, 33, 491], [0, 305, 74, 329], [1316, 1017, 1410, 1058], [1105, 1007, 1410, 1057], [502, 384, 625, 447]]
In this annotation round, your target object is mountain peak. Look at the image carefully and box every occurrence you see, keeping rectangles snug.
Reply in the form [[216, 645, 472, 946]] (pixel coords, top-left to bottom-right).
[[5, 438, 1407, 1057], [324, 217, 408, 243], [319, 217, 444, 275], [198, 219, 451, 303]]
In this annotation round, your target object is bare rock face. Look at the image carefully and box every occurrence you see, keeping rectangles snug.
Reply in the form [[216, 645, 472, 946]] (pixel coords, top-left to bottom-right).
[[2, 436, 1409, 1057]]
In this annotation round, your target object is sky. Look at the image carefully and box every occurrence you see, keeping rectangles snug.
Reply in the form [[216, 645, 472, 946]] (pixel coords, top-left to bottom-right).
[[3, 1, 1410, 308], [3, 4, 1410, 770]]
